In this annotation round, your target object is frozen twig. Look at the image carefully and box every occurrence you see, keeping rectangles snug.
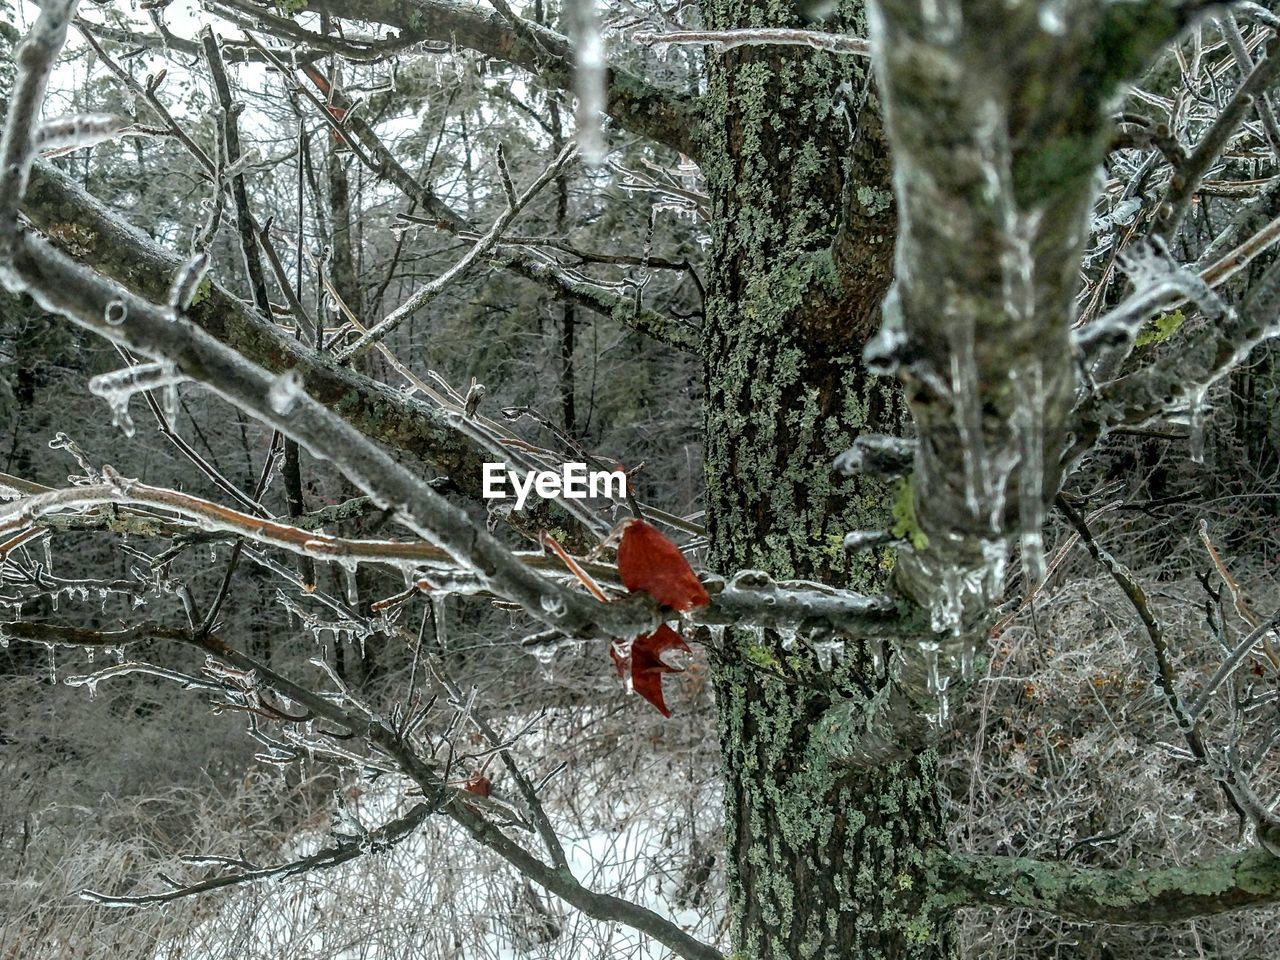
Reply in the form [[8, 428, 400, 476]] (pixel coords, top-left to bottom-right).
[[80, 803, 435, 907], [337, 143, 578, 362], [633, 28, 870, 56]]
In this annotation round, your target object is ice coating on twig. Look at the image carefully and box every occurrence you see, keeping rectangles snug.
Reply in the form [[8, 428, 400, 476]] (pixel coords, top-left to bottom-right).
[[88, 361, 189, 437], [35, 113, 132, 152]]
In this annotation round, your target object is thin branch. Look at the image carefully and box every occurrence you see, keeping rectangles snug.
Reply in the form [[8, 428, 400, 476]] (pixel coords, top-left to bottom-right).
[[1155, 30, 1280, 240], [337, 143, 578, 362], [2, 480, 909, 637], [632, 28, 870, 56]]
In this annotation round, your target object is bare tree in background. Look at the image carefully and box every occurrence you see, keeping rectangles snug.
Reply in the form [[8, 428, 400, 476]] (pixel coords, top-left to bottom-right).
[[3, 1, 1280, 958]]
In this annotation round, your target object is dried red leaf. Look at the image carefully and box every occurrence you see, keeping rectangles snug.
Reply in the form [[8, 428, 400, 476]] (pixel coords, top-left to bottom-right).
[[616, 520, 709, 612], [462, 773, 492, 798], [612, 624, 690, 717]]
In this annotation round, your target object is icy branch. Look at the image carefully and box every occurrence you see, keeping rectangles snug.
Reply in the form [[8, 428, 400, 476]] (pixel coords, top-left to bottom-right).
[[19, 613, 726, 960], [298, 0, 700, 158], [632, 28, 870, 56], [0, 0, 78, 257], [2, 481, 908, 639], [1070, 250, 1280, 462], [80, 803, 434, 907], [936, 847, 1280, 923]]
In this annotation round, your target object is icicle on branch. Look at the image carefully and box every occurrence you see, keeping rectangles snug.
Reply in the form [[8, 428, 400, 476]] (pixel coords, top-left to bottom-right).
[[565, 0, 606, 166]]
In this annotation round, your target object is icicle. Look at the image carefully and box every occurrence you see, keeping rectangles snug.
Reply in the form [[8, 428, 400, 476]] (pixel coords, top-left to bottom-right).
[[565, 0, 606, 166], [89, 362, 188, 438], [1188, 385, 1208, 464], [920, 640, 941, 693], [167, 251, 211, 313], [268, 369, 306, 416], [949, 317, 989, 520], [814, 639, 843, 671], [1012, 360, 1047, 585]]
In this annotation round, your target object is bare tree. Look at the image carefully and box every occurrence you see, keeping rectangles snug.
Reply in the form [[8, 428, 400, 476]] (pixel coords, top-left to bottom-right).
[[2, 1, 1280, 959]]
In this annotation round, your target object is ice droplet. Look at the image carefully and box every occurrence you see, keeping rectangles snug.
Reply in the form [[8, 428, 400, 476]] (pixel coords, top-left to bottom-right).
[[104, 300, 127, 326]]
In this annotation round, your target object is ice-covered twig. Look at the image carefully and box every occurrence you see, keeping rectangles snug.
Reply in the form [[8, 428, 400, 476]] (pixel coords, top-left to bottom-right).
[[337, 142, 578, 362], [0, 620, 191, 649], [633, 28, 870, 56], [1154, 29, 1280, 241], [1188, 611, 1280, 721], [201, 26, 274, 318], [64, 661, 224, 694], [833, 434, 916, 477], [1074, 242, 1230, 381], [1199, 518, 1280, 668], [79, 802, 434, 907], [2, 480, 906, 638], [0, 0, 79, 257], [690, 570, 916, 636], [34, 113, 134, 153], [1069, 249, 1280, 464]]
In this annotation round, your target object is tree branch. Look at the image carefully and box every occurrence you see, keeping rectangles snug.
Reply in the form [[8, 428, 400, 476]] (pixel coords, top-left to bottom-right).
[[1069, 243, 1280, 463], [267, 0, 700, 158], [6, 615, 725, 960], [3, 481, 913, 638], [936, 847, 1280, 924], [79, 802, 433, 907], [19, 161, 495, 494]]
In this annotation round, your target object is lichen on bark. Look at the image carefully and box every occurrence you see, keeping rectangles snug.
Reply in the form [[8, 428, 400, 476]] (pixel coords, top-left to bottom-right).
[[699, 1, 949, 955]]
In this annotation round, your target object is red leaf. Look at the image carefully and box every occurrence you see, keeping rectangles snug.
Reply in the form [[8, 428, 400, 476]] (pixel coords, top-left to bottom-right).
[[462, 773, 492, 798], [612, 624, 690, 717], [616, 520, 709, 611]]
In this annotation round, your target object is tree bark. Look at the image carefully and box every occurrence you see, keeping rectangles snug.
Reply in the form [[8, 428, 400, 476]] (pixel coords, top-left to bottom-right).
[[699, 1, 948, 955]]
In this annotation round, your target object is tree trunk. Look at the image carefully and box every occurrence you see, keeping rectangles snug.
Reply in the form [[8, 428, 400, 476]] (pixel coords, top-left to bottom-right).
[[700, 1, 950, 955]]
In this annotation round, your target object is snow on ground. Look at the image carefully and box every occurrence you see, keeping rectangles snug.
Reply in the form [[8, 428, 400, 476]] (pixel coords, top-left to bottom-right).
[[150, 708, 725, 960]]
